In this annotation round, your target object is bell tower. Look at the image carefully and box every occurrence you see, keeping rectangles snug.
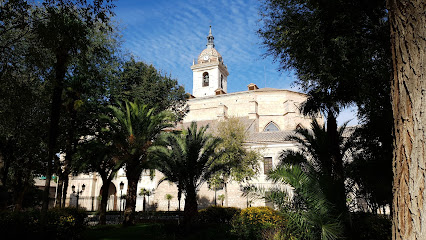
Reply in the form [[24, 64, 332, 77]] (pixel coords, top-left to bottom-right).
[[191, 26, 229, 97]]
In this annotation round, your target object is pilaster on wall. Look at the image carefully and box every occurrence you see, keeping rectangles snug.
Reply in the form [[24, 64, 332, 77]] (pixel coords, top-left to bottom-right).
[[283, 100, 297, 116], [248, 100, 259, 132], [249, 100, 258, 120], [217, 103, 228, 120]]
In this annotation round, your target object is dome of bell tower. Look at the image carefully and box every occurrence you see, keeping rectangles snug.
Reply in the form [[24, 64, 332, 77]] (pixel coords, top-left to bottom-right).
[[197, 48, 223, 64], [196, 26, 224, 64]]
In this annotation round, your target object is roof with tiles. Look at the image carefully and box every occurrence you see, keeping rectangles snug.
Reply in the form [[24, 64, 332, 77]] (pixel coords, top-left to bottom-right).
[[247, 131, 294, 143], [176, 116, 296, 144]]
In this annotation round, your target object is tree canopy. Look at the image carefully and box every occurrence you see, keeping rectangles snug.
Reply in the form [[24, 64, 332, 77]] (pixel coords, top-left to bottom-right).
[[151, 122, 223, 224]]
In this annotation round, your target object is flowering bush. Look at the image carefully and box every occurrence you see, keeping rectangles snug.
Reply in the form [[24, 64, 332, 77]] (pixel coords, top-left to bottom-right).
[[231, 206, 287, 240]]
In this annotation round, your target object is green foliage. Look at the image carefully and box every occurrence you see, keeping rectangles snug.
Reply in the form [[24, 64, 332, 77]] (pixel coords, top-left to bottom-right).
[[150, 122, 223, 223], [105, 100, 174, 176], [259, 0, 390, 104], [267, 164, 343, 240], [259, 120, 349, 240], [0, 207, 88, 239], [218, 194, 225, 206], [152, 122, 223, 191], [231, 206, 286, 240], [165, 194, 173, 200], [140, 188, 153, 196], [197, 206, 240, 224], [104, 100, 173, 225], [111, 58, 188, 120], [211, 117, 260, 183]]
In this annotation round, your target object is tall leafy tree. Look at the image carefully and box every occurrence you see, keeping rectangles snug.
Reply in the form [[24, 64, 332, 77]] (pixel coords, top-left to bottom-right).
[[111, 59, 188, 120], [258, 0, 393, 212], [387, 1, 426, 239], [55, 21, 123, 208], [31, 0, 115, 215], [105, 100, 173, 226], [150, 122, 223, 225], [74, 130, 124, 225], [210, 117, 260, 206], [0, 0, 51, 210]]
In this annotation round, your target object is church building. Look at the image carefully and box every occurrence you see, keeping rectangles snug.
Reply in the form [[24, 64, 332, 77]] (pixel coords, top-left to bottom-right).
[[61, 27, 321, 211]]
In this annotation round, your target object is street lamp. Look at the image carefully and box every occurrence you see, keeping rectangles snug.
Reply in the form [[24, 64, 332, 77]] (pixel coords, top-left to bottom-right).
[[72, 184, 85, 209], [119, 181, 124, 214]]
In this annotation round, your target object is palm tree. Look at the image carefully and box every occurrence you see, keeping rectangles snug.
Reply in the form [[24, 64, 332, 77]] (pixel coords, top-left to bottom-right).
[[150, 122, 222, 224], [301, 91, 348, 216], [106, 100, 173, 226], [264, 119, 351, 239], [267, 163, 343, 240], [217, 194, 225, 206], [139, 188, 153, 211], [165, 194, 173, 211]]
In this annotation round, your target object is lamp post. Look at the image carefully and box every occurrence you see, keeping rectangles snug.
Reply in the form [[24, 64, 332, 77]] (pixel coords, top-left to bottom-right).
[[72, 184, 85, 209], [119, 181, 124, 214]]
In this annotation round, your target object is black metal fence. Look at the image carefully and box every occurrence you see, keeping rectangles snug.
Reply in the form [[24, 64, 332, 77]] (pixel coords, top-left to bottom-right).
[[52, 195, 159, 212]]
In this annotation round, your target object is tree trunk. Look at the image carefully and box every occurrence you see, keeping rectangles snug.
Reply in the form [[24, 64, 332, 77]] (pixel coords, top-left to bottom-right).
[[224, 181, 228, 207], [178, 187, 182, 211], [388, 1, 426, 239], [61, 174, 69, 208], [183, 184, 198, 225], [41, 50, 68, 220], [59, 110, 76, 208], [99, 179, 111, 225], [123, 175, 139, 226], [327, 112, 347, 215], [56, 179, 63, 208]]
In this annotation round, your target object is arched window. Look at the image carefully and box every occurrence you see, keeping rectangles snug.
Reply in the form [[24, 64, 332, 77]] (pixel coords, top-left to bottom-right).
[[263, 121, 280, 132], [220, 75, 223, 89], [203, 72, 209, 87]]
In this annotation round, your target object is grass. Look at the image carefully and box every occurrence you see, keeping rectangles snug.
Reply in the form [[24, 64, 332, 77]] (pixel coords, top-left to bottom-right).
[[81, 223, 234, 240]]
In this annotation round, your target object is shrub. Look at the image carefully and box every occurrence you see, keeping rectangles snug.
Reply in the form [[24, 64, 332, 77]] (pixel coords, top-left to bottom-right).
[[197, 206, 241, 223], [44, 207, 88, 238], [231, 206, 286, 240], [0, 207, 88, 240]]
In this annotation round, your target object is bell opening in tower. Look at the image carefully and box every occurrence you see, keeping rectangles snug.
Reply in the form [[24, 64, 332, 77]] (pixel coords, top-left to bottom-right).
[[203, 72, 209, 87]]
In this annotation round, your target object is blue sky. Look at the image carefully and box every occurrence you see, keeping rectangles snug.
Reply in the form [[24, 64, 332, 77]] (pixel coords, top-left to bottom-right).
[[113, 0, 357, 125]]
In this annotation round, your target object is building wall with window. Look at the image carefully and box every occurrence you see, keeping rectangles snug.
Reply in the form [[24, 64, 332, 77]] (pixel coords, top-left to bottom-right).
[[169, 84, 323, 209]]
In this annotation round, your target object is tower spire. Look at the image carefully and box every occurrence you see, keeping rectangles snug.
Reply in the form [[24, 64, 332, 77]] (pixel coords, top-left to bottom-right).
[[206, 25, 215, 49]]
